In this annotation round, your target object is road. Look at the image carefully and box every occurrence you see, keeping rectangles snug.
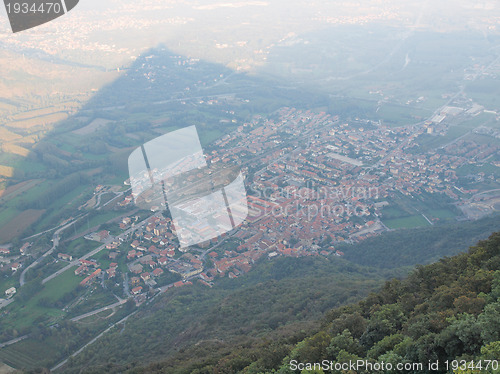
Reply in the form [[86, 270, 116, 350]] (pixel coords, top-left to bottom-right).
[[70, 299, 127, 322], [19, 218, 85, 286], [96, 187, 131, 210], [51, 275, 193, 372], [0, 335, 28, 349], [51, 310, 138, 372], [42, 215, 150, 285], [42, 241, 106, 284], [0, 298, 14, 310], [19, 188, 132, 287], [471, 188, 500, 198]]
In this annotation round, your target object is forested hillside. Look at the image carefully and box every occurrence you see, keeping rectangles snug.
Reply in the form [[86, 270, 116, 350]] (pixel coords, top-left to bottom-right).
[[341, 214, 500, 268], [271, 231, 500, 374], [123, 231, 500, 374], [58, 257, 393, 374], [51, 225, 500, 374]]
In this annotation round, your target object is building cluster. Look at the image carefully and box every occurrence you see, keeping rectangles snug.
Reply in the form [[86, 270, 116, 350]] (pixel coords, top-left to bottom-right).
[[100, 104, 500, 301], [5, 102, 498, 304]]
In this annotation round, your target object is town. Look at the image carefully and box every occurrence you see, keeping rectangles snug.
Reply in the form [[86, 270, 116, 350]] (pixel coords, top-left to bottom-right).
[[2, 97, 498, 310]]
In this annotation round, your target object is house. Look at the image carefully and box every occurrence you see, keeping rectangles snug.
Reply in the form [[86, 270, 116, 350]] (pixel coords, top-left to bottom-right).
[[130, 276, 140, 285], [107, 268, 116, 278], [19, 242, 31, 255], [106, 242, 118, 250], [131, 286, 143, 295], [140, 272, 150, 281], [152, 268, 164, 277], [75, 265, 88, 276], [139, 255, 153, 264], [158, 257, 168, 266], [0, 248, 10, 256], [199, 273, 213, 282], [98, 230, 110, 241], [148, 245, 160, 255], [80, 259, 98, 267], [80, 268, 102, 286], [198, 279, 212, 287], [130, 264, 143, 274], [58, 253, 73, 261], [174, 281, 193, 287], [11, 263, 21, 271], [5, 287, 16, 297]]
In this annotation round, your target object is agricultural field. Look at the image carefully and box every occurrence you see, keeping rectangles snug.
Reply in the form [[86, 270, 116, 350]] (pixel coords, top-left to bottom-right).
[[0, 209, 45, 242], [0, 128, 20, 142], [456, 163, 500, 177], [415, 112, 498, 151], [2, 267, 81, 331], [424, 208, 458, 220], [0, 339, 58, 370], [62, 237, 100, 258], [0, 166, 13, 178], [466, 78, 500, 111], [72, 118, 115, 136], [383, 214, 431, 229], [376, 103, 431, 127], [5, 113, 69, 130], [1, 144, 29, 157]]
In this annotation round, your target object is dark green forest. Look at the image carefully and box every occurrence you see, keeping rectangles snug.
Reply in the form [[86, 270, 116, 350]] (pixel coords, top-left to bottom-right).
[[28, 222, 496, 374], [56, 256, 393, 374], [125, 230, 500, 374]]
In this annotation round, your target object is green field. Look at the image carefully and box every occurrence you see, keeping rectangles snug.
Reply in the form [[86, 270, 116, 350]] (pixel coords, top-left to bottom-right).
[[62, 237, 100, 258], [32, 184, 92, 233], [3, 267, 80, 330], [376, 103, 431, 127], [425, 208, 457, 220], [73, 211, 123, 237], [68, 288, 117, 318], [457, 163, 500, 177], [383, 215, 432, 229], [0, 206, 18, 225], [380, 205, 409, 219], [0, 339, 58, 370], [415, 112, 497, 151]]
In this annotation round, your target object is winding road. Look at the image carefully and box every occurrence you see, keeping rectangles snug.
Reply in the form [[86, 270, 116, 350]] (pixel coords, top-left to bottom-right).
[[19, 218, 85, 287]]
